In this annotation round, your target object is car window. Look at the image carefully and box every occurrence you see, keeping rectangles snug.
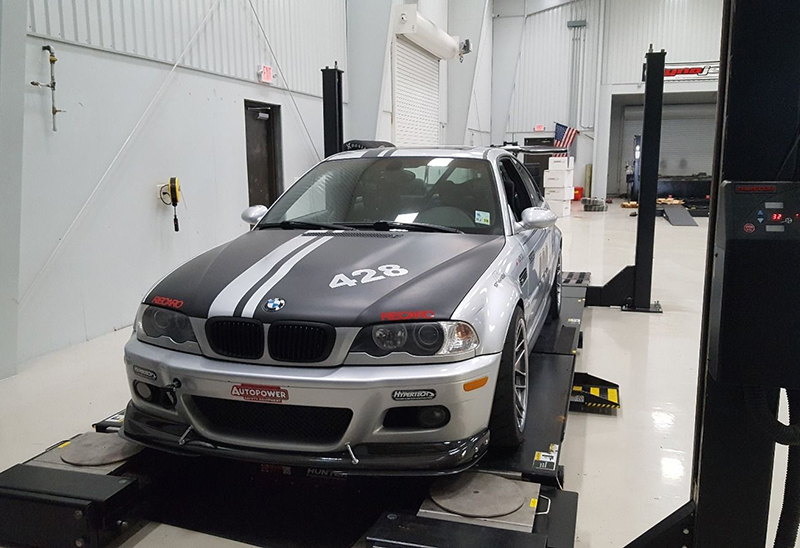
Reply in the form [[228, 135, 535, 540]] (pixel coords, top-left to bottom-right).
[[511, 159, 544, 207], [498, 158, 533, 222], [262, 157, 503, 235]]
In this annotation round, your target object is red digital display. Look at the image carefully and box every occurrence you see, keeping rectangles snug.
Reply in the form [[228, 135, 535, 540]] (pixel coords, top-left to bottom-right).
[[772, 213, 784, 222]]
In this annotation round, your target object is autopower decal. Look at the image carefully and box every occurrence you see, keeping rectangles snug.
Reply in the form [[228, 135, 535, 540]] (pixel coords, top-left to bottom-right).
[[231, 384, 289, 403], [392, 389, 436, 401]]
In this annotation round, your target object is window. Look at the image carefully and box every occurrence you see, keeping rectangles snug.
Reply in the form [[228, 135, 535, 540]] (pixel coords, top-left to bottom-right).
[[262, 157, 503, 235], [498, 158, 534, 222], [511, 159, 544, 207]]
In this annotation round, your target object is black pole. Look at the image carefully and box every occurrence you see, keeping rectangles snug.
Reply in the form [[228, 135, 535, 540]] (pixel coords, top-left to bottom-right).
[[691, 0, 800, 545], [632, 49, 665, 311], [321, 64, 344, 158], [627, 0, 800, 546]]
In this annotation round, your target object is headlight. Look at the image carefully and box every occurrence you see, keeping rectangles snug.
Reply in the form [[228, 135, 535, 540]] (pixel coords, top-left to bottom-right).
[[352, 321, 478, 357], [139, 305, 197, 344]]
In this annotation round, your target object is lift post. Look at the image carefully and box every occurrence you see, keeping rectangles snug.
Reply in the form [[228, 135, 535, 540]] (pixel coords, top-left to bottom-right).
[[585, 50, 664, 312], [321, 64, 344, 158], [626, 0, 800, 545]]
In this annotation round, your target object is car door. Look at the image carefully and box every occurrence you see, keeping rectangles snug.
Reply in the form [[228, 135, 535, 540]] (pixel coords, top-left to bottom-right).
[[498, 157, 548, 331], [513, 157, 557, 298]]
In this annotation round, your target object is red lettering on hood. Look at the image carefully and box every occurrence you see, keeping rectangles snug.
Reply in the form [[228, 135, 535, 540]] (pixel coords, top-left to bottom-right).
[[380, 310, 435, 321], [152, 296, 184, 309], [231, 384, 289, 403]]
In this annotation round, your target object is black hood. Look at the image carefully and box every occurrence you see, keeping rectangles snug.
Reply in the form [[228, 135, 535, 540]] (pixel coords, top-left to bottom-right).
[[145, 229, 503, 326]]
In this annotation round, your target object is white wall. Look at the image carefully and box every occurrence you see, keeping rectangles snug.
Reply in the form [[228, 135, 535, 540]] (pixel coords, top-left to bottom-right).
[[500, 0, 724, 197], [346, 0, 394, 141], [0, 1, 27, 380], [457, 0, 493, 146], [12, 0, 346, 371], [490, 0, 525, 144], [446, 0, 491, 144], [506, 0, 600, 135], [27, 0, 347, 98]]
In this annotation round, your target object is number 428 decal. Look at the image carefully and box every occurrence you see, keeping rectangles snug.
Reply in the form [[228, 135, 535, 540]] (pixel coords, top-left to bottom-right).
[[329, 264, 409, 289]]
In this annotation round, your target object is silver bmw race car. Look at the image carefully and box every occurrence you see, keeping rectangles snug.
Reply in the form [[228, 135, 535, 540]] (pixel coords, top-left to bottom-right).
[[122, 146, 562, 474]]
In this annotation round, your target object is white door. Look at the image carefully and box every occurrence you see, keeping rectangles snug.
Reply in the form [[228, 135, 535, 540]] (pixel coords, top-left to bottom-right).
[[617, 103, 716, 194], [394, 36, 440, 146]]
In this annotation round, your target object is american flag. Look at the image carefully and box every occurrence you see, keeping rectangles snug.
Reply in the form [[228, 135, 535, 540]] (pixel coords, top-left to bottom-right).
[[553, 122, 578, 157]]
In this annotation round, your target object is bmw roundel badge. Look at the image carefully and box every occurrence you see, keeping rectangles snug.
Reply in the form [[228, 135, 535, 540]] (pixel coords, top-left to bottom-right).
[[264, 297, 285, 312]]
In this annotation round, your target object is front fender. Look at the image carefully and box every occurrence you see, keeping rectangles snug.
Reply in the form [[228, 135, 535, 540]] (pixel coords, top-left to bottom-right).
[[451, 240, 524, 355]]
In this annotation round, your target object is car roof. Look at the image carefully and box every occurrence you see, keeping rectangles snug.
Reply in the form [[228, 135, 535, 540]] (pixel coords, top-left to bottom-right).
[[325, 146, 513, 162]]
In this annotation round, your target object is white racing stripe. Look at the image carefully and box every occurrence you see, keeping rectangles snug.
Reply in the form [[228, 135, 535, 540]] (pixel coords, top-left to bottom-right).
[[208, 235, 315, 317], [241, 236, 334, 317]]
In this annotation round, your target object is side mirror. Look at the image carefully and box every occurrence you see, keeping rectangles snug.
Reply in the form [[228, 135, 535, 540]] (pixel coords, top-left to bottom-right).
[[521, 207, 558, 230], [241, 205, 268, 226]]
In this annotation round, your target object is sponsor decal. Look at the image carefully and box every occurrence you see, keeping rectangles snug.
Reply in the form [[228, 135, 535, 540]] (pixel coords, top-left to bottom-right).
[[307, 468, 347, 480], [474, 210, 491, 225], [381, 310, 435, 321], [392, 389, 436, 401], [231, 383, 289, 403], [152, 296, 184, 309], [264, 297, 286, 312], [735, 184, 777, 194], [642, 61, 720, 82], [132, 365, 158, 381], [492, 270, 506, 287]]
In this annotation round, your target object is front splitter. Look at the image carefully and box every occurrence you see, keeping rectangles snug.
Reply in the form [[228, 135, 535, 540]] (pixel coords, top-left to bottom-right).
[[120, 401, 490, 476]]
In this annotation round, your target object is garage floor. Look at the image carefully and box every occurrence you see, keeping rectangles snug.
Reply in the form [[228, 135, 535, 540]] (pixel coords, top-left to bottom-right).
[[0, 203, 787, 547]]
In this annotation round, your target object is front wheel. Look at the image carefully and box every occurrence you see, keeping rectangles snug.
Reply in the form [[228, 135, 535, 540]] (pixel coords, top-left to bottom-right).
[[488, 307, 528, 448]]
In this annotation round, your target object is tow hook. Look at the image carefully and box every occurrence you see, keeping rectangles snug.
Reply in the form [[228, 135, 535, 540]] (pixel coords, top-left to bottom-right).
[[178, 425, 194, 446], [345, 443, 359, 465]]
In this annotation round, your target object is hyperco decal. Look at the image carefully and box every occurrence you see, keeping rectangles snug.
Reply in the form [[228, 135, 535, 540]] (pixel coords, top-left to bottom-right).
[[231, 384, 289, 403], [329, 264, 409, 289], [392, 389, 436, 401], [152, 296, 184, 309], [381, 310, 434, 321], [132, 365, 158, 381]]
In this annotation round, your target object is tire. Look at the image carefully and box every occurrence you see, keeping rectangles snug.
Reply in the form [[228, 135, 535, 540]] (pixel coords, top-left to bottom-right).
[[548, 253, 562, 321], [488, 307, 528, 448]]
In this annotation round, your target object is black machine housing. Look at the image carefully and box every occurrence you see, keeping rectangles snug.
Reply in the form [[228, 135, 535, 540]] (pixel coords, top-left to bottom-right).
[[709, 181, 800, 388]]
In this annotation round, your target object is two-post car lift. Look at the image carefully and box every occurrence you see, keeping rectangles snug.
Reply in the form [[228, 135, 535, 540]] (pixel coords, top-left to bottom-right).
[[0, 273, 590, 548]]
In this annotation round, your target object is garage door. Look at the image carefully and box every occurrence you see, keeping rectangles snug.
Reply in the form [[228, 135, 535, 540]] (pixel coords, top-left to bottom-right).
[[394, 36, 440, 146], [620, 103, 716, 180]]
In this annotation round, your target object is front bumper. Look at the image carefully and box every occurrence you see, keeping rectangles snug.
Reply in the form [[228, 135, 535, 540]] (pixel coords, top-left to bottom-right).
[[123, 336, 500, 473], [121, 402, 490, 475]]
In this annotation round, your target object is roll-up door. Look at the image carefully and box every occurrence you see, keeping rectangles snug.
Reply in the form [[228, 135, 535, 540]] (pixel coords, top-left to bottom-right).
[[394, 36, 440, 146]]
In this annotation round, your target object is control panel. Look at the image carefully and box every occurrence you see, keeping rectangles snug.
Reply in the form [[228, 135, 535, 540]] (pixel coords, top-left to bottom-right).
[[709, 181, 800, 388]]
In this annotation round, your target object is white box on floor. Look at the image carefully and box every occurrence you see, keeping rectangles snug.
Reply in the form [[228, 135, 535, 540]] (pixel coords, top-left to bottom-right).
[[548, 156, 575, 170], [544, 169, 574, 188], [545, 186, 575, 201], [549, 199, 571, 217]]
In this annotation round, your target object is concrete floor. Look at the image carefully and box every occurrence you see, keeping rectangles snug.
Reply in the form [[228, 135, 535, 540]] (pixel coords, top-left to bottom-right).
[[0, 203, 788, 547]]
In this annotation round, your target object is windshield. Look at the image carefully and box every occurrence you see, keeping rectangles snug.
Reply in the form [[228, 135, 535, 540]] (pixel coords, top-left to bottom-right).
[[260, 157, 503, 235]]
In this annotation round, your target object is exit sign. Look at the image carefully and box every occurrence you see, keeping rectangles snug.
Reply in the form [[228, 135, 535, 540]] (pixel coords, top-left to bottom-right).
[[259, 65, 273, 84], [535, 124, 545, 132]]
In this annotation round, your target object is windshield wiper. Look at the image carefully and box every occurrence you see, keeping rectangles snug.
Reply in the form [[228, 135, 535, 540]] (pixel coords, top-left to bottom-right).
[[344, 221, 463, 234], [257, 220, 355, 231]]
